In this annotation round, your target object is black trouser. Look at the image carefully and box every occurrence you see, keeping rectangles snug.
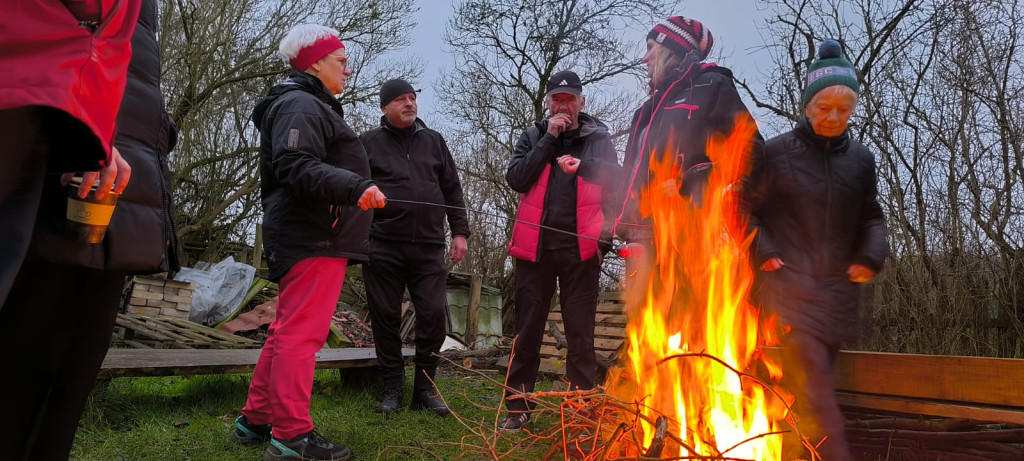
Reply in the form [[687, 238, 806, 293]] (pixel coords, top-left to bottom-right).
[[0, 259, 126, 461], [780, 329, 853, 461], [364, 239, 448, 390], [505, 248, 600, 412], [0, 107, 48, 310]]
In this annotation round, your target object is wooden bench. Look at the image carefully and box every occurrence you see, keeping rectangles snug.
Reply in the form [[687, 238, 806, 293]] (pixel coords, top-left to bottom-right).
[[531, 292, 1024, 425], [833, 350, 1024, 425], [99, 347, 414, 379]]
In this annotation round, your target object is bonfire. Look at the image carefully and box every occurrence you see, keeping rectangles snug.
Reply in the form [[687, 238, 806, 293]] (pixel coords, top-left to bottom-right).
[[599, 116, 789, 460]]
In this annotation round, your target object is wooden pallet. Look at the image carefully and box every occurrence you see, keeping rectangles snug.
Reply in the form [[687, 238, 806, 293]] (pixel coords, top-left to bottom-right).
[[537, 294, 626, 375], [111, 313, 262, 349]]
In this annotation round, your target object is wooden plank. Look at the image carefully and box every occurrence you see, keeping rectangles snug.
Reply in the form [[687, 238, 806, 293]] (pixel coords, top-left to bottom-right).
[[466, 273, 482, 347], [834, 351, 1024, 408], [98, 347, 415, 379], [837, 392, 1024, 426], [549, 313, 627, 326]]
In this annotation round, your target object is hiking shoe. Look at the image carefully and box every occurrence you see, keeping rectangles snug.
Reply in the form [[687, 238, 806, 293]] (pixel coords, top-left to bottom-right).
[[410, 388, 449, 416], [263, 429, 351, 460], [376, 386, 403, 414], [500, 413, 529, 432], [228, 415, 271, 444]]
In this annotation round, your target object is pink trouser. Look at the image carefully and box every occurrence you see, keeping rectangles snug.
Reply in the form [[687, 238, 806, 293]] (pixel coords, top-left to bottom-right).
[[241, 257, 347, 440]]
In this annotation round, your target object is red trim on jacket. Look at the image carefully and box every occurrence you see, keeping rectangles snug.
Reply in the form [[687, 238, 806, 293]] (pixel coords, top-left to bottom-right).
[[0, 0, 141, 168], [508, 164, 604, 262]]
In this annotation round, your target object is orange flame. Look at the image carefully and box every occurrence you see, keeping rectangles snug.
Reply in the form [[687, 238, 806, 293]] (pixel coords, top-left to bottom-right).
[[607, 116, 786, 459]]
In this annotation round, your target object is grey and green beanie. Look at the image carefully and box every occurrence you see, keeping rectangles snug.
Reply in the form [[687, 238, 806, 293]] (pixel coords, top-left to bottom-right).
[[802, 40, 860, 106]]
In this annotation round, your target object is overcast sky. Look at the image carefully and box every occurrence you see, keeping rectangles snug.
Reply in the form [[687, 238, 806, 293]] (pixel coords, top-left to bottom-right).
[[395, 1, 773, 125]]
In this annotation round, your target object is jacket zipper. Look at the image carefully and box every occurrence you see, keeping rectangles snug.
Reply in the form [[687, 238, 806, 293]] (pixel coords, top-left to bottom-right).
[[823, 141, 833, 272]]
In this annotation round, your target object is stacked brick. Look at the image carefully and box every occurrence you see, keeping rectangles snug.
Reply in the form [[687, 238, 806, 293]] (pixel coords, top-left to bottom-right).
[[126, 276, 194, 319]]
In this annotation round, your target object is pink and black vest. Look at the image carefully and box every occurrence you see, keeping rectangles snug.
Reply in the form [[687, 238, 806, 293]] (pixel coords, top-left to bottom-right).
[[508, 164, 604, 262]]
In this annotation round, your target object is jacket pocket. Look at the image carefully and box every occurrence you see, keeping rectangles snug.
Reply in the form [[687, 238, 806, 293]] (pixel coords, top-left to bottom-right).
[[663, 103, 700, 119]]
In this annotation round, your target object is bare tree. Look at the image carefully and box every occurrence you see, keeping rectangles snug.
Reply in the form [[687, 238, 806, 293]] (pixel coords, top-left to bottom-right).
[[437, 0, 672, 329], [747, 0, 1024, 357], [159, 0, 420, 263]]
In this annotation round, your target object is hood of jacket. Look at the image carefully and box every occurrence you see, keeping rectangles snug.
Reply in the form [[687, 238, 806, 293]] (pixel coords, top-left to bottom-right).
[[252, 71, 343, 128]]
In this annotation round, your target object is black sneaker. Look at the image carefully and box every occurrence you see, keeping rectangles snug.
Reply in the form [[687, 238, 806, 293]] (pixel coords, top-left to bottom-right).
[[500, 413, 529, 432], [410, 388, 449, 416], [263, 429, 351, 460], [228, 415, 271, 444], [376, 386, 403, 414]]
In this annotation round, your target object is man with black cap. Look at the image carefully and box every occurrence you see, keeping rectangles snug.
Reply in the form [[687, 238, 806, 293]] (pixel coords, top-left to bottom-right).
[[359, 78, 470, 416], [500, 70, 621, 431]]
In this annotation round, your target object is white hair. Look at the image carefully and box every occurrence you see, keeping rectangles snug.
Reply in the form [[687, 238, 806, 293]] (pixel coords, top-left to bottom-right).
[[278, 24, 340, 66]]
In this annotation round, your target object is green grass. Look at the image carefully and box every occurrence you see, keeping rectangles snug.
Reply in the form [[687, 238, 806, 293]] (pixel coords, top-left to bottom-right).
[[70, 367, 554, 460]]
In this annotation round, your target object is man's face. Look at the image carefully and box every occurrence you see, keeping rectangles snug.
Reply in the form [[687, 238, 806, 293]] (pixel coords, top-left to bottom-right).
[[382, 92, 418, 128], [315, 47, 350, 95], [546, 92, 584, 130], [805, 85, 858, 138]]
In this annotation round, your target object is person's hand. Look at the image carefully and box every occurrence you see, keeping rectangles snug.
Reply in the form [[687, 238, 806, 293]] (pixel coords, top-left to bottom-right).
[[848, 264, 875, 283], [357, 186, 386, 211], [557, 155, 580, 174], [62, 146, 131, 199], [546, 113, 572, 137], [760, 257, 784, 271], [618, 242, 645, 259], [660, 178, 678, 196], [449, 235, 468, 263]]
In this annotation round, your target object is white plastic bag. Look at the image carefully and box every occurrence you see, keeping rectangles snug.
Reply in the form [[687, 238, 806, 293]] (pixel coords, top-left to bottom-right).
[[175, 256, 256, 326]]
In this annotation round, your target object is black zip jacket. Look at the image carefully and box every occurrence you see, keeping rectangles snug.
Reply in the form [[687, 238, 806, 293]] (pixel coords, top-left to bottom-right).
[[617, 63, 763, 242], [744, 116, 889, 345], [252, 71, 375, 281], [26, 0, 181, 273], [359, 117, 470, 244]]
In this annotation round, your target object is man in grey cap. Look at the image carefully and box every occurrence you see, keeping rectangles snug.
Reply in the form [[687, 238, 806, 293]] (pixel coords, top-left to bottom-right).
[[500, 70, 621, 431], [359, 78, 470, 415]]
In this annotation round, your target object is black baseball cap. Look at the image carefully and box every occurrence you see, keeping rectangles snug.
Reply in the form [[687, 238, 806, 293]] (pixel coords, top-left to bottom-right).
[[545, 70, 583, 98]]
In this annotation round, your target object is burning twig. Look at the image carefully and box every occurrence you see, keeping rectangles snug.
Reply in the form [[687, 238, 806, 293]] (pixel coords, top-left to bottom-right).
[[643, 416, 669, 458]]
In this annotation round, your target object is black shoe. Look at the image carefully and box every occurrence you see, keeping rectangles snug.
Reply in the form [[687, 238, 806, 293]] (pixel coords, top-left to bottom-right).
[[264, 429, 351, 460], [500, 413, 529, 432], [376, 386, 404, 414], [228, 415, 271, 444], [410, 388, 449, 416]]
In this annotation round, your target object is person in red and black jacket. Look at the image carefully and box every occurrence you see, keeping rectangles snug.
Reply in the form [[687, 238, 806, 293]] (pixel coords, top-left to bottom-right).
[[0, 1, 183, 459], [615, 16, 763, 248], [500, 70, 621, 432], [0, 0, 140, 310], [359, 79, 470, 416]]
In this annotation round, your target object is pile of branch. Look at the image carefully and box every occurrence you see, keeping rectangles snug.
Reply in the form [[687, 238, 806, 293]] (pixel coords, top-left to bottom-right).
[[846, 413, 1024, 460], [400, 352, 793, 461]]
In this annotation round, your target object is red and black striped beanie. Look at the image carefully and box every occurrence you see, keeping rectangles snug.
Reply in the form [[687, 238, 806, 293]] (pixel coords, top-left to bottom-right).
[[648, 16, 714, 61]]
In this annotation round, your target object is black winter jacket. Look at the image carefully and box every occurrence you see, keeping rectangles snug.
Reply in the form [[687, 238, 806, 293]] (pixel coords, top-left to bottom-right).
[[252, 71, 375, 281], [359, 117, 470, 244], [27, 0, 181, 273], [506, 112, 621, 256], [744, 117, 889, 345], [617, 63, 762, 242]]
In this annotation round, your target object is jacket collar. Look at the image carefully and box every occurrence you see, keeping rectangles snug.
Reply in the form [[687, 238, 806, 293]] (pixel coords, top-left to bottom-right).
[[380, 115, 426, 136], [795, 116, 850, 154]]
